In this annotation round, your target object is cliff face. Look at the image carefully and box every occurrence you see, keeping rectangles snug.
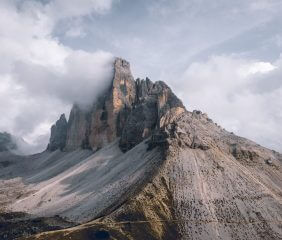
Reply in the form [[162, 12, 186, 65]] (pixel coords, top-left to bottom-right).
[[51, 58, 185, 152], [47, 114, 67, 151], [87, 58, 136, 150], [119, 78, 185, 151]]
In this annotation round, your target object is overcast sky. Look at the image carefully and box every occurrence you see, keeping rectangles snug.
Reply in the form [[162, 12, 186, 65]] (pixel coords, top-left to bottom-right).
[[1, 0, 282, 153]]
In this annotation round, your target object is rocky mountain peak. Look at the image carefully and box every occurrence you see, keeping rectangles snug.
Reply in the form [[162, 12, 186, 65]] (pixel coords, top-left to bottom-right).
[[2, 58, 282, 240], [48, 57, 185, 152]]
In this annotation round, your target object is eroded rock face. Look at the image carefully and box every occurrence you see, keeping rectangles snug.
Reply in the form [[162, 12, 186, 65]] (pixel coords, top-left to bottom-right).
[[88, 58, 136, 150], [47, 114, 68, 151], [50, 58, 185, 152], [62, 58, 137, 151], [119, 78, 185, 151]]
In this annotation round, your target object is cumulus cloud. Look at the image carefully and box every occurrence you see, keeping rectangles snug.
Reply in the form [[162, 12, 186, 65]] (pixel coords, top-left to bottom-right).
[[172, 55, 282, 152], [0, 0, 115, 154]]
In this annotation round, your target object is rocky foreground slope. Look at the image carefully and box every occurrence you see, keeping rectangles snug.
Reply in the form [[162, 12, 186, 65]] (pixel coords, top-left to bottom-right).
[[0, 58, 281, 240]]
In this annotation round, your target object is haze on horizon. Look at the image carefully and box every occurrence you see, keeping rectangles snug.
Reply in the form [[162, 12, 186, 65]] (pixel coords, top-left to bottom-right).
[[0, 0, 282, 153]]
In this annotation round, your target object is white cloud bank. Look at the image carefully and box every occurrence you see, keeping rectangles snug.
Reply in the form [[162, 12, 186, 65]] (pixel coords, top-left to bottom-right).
[[0, 0, 115, 153], [173, 55, 282, 152]]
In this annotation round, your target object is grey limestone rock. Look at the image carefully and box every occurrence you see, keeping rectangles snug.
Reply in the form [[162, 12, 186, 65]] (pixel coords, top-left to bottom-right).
[[47, 114, 68, 151], [119, 78, 185, 151], [50, 58, 185, 152]]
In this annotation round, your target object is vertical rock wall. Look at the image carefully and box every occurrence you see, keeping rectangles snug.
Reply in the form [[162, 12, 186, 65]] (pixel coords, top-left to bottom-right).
[[47, 114, 68, 151], [49, 58, 185, 152]]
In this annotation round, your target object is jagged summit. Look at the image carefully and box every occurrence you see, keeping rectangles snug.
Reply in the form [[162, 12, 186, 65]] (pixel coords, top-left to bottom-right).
[[49, 57, 185, 152]]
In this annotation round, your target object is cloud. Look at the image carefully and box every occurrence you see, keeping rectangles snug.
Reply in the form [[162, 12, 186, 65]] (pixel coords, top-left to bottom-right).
[[172, 55, 282, 152], [65, 27, 86, 38], [0, 0, 115, 154], [249, 56, 282, 94], [249, 0, 281, 11], [0, 74, 68, 152], [1, 0, 282, 155], [46, 0, 114, 20], [13, 50, 114, 106]]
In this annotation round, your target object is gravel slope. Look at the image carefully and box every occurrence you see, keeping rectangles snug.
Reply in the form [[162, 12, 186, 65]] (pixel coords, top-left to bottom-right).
[[0, 140, 162, 223]]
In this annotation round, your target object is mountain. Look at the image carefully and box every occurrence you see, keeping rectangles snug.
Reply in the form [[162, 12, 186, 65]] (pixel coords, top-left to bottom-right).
[[0, 58, 281, 240], [48, 58, 184, 153], [0, 132, 17, 152]]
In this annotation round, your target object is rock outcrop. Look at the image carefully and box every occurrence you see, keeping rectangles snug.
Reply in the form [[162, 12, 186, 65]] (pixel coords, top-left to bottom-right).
[[119, 78, 185, 151], [86, 58, 136, 150], [47, 114, 67, 151], [62, 58, 137, 151], [50, 58, 185, 152]]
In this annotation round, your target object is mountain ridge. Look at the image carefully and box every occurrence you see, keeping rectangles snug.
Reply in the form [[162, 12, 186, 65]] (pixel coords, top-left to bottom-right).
[[48, 57, 185, 153]]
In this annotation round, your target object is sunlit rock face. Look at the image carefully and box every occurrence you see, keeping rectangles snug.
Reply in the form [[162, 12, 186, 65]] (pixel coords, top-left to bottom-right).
[[87, 58, 137, 150], [63, 58, 136, 151], [57, 58, 185, 152]]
